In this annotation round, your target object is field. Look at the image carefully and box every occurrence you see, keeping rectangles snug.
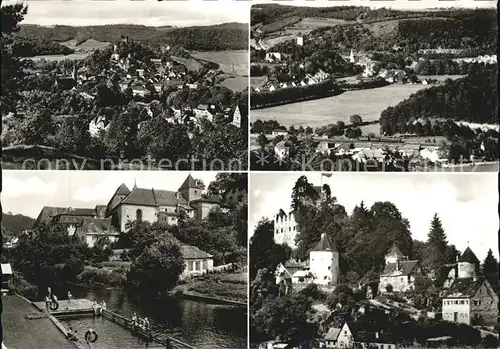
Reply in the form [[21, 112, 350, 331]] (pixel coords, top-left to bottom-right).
[[191, 50, 248, 76], [220, 76, 248, 92], [24, 53, 90, 62], [251, 84, 435, 127], [175, 272, 247, 303], [171, 55, 204, 71], [261, 35, 296, 49]]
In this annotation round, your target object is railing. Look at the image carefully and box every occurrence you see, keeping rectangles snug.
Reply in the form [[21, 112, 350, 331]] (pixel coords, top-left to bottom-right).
[[102, 309, 198, 349]]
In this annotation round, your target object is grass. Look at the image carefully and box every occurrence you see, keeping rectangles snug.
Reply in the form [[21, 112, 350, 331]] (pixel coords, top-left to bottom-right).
[[251, 83, 436, 127], [191, 50, 248, 76], [220, 76, 248, 91], [24, 53, 90, 62], [250, 76, 267, 88], [175, 272, 247, 303], [261, 35, 296, 49]]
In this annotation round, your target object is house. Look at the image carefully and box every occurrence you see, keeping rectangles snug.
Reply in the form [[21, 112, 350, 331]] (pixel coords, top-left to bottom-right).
[[272, 129, 288, 137], [316, 141, 334, 156], [296, 36, 303, 46], [275, 263, 293, 296], [351, 149, 386, 163], [222, 176, 247, 206], [74, 217, 120, 248], [181, 245, 214, 277], [324, 327, 341, 348], [33, 207, 68, 228], [309, 233, 339, 286], [269, 85, 276, 92], [274, 209, 298, 248], [335, 322, 398, 349], [189, 196, 225, 221], [1, 263, 12, 294], [265, 52, 282, 62], [291, 270, 314, 284], [194, 104, 214, 122], [442, 247, 498, 325], [89, 115, 109, 137], [379, 244, 424, 293], [51, 207, 96, 228], [274, 141, 289, 161], [442, 277, 498, 325]]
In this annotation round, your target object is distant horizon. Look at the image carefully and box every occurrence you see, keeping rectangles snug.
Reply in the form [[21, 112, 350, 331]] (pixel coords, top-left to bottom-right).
[[18, 21, 248, 29], [3, 0, 249, 27]]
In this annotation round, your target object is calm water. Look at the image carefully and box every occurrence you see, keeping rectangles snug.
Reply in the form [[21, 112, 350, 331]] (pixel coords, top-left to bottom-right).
[[59, 286, 246, 349]]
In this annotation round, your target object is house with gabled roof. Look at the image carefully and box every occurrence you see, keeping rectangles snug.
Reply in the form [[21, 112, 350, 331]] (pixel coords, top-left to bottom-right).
[[379, 244, 424, 293], [441, 246, 498, 325], [180, 244, 214, 277], [74, 217, 120, 248]]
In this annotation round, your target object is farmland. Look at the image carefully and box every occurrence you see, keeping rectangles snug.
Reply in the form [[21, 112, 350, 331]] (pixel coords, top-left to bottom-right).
[[251, 84, 436, 127], [23, 53, 90, 62], [220, 76, 248, 92], [191, 50, 248, 76], [250, 76, 267, 89]]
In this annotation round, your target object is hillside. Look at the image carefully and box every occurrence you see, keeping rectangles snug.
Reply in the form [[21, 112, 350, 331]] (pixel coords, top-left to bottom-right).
[[252, 5, 497, 52], [15, 22, 249, 51], [1, 212, 35, 237], [379, 66, 498, 134]]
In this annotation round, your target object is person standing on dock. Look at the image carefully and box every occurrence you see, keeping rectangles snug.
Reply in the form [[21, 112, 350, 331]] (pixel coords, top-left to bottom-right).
[[100, 301, 107, 312], [44, 295, 50, 310], [67, 291, 73, 309]]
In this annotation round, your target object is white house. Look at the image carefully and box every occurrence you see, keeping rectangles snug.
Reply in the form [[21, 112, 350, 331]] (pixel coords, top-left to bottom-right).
[[296, 36, 303, 46], [181, 245, 214, 277], [274, 141, 290, 161], [74, 217, 120, 248], [379, 244, 423, 293], [89, 115, 110, 137]]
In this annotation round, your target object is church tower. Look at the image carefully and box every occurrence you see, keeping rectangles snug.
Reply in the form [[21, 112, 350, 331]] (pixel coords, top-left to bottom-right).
[[309, 233, 339, 286], [231, 105, 241, 128], [178, 174, 203, 204], [349, 49, 355, 63]]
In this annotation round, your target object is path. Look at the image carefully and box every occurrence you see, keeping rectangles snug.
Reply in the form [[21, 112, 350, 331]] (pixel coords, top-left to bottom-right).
[[2, 294, 74, 349]]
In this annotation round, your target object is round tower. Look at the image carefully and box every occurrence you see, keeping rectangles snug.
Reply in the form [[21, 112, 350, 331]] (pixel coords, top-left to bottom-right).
[[457, 247, 479, 279], [309, 233, 339, 286]]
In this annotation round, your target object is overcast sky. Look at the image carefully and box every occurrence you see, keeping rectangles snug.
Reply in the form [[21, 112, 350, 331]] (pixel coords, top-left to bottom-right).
[[253, 0, 496, 10], [4, 0, 249, 27], [250, 173, 498, 261], [2, 171, 219, 218]]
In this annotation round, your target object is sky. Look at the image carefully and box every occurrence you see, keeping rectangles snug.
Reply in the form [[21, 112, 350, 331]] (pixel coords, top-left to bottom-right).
[[253, 0, 496, 10], [3, 0, 249, 27], [250, 173, 498, 261], [2, 171, 219, 218]]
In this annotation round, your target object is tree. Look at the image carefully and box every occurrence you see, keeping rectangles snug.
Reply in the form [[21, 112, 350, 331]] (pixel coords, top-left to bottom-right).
[[481, 249, 499, 289], [425, 213, 448, 269], [257, 134, 269, 148], [127, 234, 185, 297], [326, 284, 355, 310], [249, 219, 291, 280], [1, 3, 28, 114], [350, 115, 363, 125]]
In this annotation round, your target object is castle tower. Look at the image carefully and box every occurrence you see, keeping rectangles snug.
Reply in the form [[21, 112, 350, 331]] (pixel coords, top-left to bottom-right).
[[457, 247, 479, 279], [385, 244, 407, 265], [231, 105, 241, 128], [106, 183, 131, 216], [309, 233, 339, 286], [178, 174, 203, 203], [349, 49, 355, 63], [274, 209, 298, 249]]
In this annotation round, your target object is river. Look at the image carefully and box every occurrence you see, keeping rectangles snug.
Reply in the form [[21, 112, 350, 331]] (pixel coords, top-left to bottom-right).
[[57, 285, 246, 349]]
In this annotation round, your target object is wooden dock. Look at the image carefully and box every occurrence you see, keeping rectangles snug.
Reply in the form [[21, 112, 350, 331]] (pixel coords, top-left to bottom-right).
[[33, 298, 94, 316]]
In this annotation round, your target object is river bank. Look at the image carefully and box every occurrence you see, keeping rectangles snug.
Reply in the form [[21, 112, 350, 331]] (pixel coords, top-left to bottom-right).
[[172, 271, 248, 305]]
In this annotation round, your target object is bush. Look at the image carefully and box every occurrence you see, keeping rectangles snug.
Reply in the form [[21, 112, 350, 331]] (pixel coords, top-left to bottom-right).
[[481, 334, 498, 348], [12, 272, 38, 300], [385, 284, 393, 293], [299, 283, 326, 300]]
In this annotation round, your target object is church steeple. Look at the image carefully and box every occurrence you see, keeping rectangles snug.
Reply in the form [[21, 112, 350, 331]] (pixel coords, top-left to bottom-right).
[[178, 174, 203, 203], [349, 49, 355, 63]]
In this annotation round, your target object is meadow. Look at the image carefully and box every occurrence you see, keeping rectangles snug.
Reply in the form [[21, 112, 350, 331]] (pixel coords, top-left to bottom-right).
[[220, 76, 248, 92], [191, 50, 248, 76], [251, 84, 435, 127]]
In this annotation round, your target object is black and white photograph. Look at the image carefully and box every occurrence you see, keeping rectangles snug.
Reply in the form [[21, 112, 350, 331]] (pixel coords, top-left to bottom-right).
[[1, 171, 248, 349], [1, 0, 249, 171], [249, 1, 498, 172], [249, 172, 499, 348]]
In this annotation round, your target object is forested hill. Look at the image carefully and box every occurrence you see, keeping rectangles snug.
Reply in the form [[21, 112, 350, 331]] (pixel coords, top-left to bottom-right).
[[1, 212, 35, 237], [379, 66, 498, 133], [16, 22, 248, 50]]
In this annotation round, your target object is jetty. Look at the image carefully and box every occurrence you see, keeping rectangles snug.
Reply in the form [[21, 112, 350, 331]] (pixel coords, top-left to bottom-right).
[[8, 295, 199, 349]]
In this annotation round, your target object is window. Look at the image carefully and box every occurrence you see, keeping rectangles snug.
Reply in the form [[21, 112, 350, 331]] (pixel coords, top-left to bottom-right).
[[195, 261, 201, 271], [455, 300, 458, 305], [136, 209, 143, 222], [188, 261, 194, 271], [328, 266, 331, 270], [460, 300, 465, 305], [401, 277, 404, 283], [281, 228, 283, 233]]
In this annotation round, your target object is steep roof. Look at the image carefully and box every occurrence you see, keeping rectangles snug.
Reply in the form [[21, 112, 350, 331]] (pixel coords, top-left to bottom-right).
[[190, 195, 223, 205], [458, 247, 480, 264], [387, 244, 406, 258], [178, 174, 201, 191], [33, 207, 67, 228], [324, 327, 341, 341], [443, 277, 488, 298], [311, 233, 338, 252], [76, 217, 118, 235], [154, 190, 187, 206], [180, 245, 213, 259], [381, 260, 420, 276], [58, 208, 95, 217], [115, 183, 131, 196], [120, 188, 157, 206]]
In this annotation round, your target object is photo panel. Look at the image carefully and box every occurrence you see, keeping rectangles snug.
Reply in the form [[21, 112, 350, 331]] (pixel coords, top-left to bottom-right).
[[249, 1, 498, 172], [1, 171, 248, 349], [249, 172, 499, 348], [1, 0, 249, 171]]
